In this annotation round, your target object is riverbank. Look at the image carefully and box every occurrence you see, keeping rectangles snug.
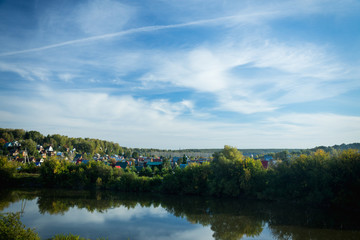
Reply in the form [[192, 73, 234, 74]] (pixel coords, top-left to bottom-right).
[[2, 146, 360, 210]]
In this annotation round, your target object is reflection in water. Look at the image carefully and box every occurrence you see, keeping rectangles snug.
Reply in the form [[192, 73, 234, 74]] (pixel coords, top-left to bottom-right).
[[1, 189, 360, 240]]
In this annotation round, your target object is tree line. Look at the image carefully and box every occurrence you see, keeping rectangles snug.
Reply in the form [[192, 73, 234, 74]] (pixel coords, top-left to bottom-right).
[[2, 145, 360, 209], [0, 128, 125, 158], [2, 128, 359, 159]]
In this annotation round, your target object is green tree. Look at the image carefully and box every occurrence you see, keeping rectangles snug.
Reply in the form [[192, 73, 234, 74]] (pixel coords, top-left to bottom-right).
[[213, 145, 244, 163], [124, 149, 132, 158], [182, 154, 187, 164], [276, 150, 289, 161], [25, 130, 44, 144], [2, 132, 13, 142], [21, 139, 37, 156], [12, 129, 26, 140], [0, 156, 17, 185], [132, 151, 139, 159]]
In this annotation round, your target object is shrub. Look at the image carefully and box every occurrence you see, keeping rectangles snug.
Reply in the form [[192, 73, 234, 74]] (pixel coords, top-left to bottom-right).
[[0, 156, 17, 185], [0, 212, 40, 240]]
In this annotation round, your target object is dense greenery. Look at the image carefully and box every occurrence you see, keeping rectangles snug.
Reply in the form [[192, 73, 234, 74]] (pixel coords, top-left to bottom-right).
[[0, 212, 40, 240], [3, 128, 358, 158], [1, 127, 360, 208], [2, 145, 355, 208], [0, 156, 17, 185], [0, 128, 124, 157]]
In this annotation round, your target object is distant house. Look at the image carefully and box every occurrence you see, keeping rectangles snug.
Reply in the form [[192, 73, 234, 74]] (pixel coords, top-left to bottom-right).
[[20, 150, 28, 157], [40, 151, 47, 159], [45, 146, 54, 152], [147, 162, 162, 167], [5, 141, 21, 148], [4, 142, 13, 148], [73, 154, 83, 163], [45, 146, 55, 156], [179, 163, 188, 169], [260, 155, 273, 169], [81, 160, 89, 165], [261, 160, 269, 169], [197, 157, 210, 163], [115, 161, 129, 169], [144, 157, 152, 163], [171, 157, 180, 166]]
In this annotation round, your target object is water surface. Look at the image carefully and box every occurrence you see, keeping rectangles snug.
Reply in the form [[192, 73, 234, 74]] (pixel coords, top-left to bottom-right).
[[1, 189, 359, 240]]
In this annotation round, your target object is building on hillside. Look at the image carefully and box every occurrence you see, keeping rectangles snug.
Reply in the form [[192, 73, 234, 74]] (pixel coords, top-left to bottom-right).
[[147, 161, 163, 169], [261, 160, 269, 169], [179, 163, 187, 169], [73, 154, 83, 163], [45, 146, 54, 152]]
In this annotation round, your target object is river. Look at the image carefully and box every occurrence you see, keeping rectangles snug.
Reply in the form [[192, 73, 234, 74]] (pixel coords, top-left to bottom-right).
[[1, 189, 359, 240]]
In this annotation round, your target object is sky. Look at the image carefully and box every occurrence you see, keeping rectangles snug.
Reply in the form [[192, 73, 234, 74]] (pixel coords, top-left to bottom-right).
[[0, 0, 360, 149]]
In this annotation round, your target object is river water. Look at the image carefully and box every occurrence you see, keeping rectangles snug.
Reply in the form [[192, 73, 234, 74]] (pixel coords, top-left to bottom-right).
[[1, 189, 359, 240]]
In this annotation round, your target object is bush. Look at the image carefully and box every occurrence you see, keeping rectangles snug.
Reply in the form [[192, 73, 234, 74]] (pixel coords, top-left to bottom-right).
[[0, 212, 40, 240], [0, 156, 17, 185], [18, 162, 39, 174]]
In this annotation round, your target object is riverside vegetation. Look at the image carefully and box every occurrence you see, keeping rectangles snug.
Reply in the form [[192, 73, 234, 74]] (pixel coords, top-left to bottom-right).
[[2, 145, 360, 208]]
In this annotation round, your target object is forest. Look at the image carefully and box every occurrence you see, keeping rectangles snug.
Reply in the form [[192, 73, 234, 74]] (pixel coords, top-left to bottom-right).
[[1, 128, 359, 158]]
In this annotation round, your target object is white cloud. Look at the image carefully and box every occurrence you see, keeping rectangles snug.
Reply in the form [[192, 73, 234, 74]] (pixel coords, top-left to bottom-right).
[[0, 62, 51, 81], [58, 73, 75, 83], [76, 0, 135, 35], [138, 37, 347, 114], [1, 85, 359, 149]]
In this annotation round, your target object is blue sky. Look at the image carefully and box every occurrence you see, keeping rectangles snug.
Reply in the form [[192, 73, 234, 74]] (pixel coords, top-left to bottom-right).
[[0, 0, 360, 149]]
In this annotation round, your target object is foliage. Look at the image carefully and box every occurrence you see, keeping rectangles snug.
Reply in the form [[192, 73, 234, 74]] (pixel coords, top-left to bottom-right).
[[0, 212, 40, 240], [20, 139, 37, 156], [0, 156, 17, 185], [1, 128, 124, 157], [40, 157, 115, 189], [2, 140, 360, 208], [208, 146, 266, 197], [18, 162, 40, 174]]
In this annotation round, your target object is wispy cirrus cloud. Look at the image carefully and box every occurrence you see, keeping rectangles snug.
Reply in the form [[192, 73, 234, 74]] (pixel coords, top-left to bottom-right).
[[0, 11, 276, 57], [138, 37, 348, 114]]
